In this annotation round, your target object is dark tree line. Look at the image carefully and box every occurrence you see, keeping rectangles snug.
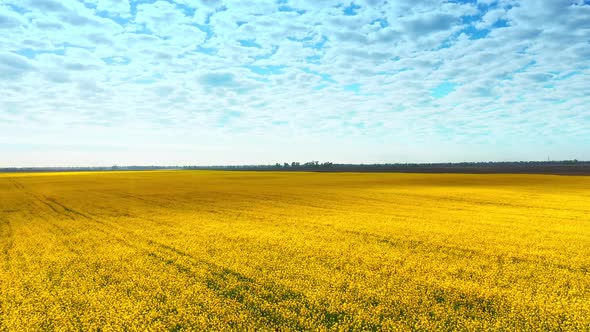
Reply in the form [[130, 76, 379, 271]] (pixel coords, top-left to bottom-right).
[[274, 161, 333, 168], [2, 160, 589, 175]]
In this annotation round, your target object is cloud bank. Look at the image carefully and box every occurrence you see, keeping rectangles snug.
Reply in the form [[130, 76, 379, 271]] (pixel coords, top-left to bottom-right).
[[1, 0, 589, 166]]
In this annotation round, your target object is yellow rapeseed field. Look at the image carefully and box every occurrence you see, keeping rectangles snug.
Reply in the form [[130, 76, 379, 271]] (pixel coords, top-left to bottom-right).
[[0, 170, 589, 331]]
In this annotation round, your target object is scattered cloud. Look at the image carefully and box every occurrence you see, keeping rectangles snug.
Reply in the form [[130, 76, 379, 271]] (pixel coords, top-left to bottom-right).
[[401, 13, 460, 37], [94, 0, 131, 18], [199, 72, 236, 87], [0, 52, 35, 79], [0, 6, 26, 29], [0, 0, 589, 166]]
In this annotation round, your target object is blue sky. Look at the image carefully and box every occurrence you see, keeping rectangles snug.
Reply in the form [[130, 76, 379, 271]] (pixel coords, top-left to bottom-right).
[[0, 0, 589, 166]]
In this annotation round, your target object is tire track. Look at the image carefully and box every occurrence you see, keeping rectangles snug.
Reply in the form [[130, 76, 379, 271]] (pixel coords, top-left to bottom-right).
[[1, 186, 360, 330], [142, 241, 353, 330], [3, 180, 75, 239], [32, 199, 348, 330], [44, 197, 104, 224], [8, 178, 24, 190], [0, 219, 13, 272]]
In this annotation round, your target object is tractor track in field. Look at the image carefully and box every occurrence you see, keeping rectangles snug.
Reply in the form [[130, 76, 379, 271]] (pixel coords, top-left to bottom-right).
[[15, 193, 356, 330], [8, 178, 24, 190], [4, 179, 106, 255], [4, 179, 73, 235], [9, 179, 107, 226], [140, 240, 358, 330], [0, 219, 13, 272]]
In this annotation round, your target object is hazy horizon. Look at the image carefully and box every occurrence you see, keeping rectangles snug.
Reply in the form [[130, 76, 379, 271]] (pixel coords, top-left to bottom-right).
[[1, 0, 589, 167], [1, 158, 587, 169]]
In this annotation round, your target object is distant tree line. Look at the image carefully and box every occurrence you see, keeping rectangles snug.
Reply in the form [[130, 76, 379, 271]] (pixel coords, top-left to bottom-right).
[[274, 161, 334, 168], [2, 160, 589, 175], [179, 160, 590, 175]]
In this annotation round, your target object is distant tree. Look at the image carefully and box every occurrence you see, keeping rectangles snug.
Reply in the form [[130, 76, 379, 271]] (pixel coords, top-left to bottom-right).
[[284, 163, 289, 168], [291, 162, 300, 167]]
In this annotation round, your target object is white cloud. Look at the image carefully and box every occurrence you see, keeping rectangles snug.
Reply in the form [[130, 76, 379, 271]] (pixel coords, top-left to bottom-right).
[[95, 0, 131, 17], [0, 52, 35, 79], [135, 1, 189, 37], [475, 8, 506, 29], [1, 0, 589, 166], [0, 5, 26, 29]]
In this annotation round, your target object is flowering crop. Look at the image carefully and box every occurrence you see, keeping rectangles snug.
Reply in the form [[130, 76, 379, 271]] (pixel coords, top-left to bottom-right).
[[0, 171, 589, 330]]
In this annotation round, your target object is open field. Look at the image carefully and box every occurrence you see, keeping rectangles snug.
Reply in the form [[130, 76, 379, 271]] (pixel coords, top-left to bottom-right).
[[1, 171, 589, 330]]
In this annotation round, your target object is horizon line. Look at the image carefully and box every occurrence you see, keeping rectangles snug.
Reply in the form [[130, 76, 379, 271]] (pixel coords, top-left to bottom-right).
[[1, 159, 587, 170]]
